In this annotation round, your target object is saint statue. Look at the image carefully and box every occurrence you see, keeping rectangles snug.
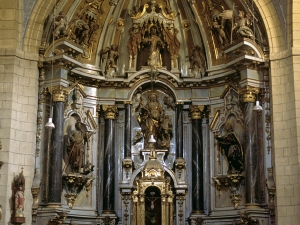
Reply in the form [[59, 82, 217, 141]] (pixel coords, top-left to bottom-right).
[[143, 26, 164, 68], [137, 92, 174, 149], [15, 186, 25, 217], [215, 121, 244, 174], [138, 93, 163, 148], [67, 121, 87, 173]]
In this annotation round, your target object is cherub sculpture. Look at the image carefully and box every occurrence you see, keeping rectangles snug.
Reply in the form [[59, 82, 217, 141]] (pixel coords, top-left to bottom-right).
[[233, 11, 254, 40]]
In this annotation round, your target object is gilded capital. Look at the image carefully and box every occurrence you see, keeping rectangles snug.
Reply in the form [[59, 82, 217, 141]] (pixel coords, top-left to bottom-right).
[[102, 105, 118, 119], [239, 86, 259, 103], [51, 86, 70, 102], [124, 101, 132, 105], [189, 105, 205, 119]]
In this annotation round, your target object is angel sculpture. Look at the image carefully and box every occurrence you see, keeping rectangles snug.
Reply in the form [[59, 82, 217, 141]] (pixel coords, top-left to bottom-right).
[[233, 11, 254, 40]]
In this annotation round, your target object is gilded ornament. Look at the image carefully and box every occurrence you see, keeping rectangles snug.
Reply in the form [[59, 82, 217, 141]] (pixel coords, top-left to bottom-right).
[[239, 86, 259, 103], [52, 86, 69, 102], [116, 19, 124, 29], [189, 105, 205, 119], [102, 105, 118, 119]]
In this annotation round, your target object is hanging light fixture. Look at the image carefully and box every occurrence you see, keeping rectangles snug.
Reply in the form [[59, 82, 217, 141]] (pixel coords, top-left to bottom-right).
[[253, 100, 263, 111], [45, 1, 56, 129]]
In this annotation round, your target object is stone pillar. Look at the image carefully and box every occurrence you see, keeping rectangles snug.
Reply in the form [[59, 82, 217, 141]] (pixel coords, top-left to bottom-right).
[[102, 105, 118, 213], [239, 85, 260, 207], [48, 86, 68, 205], [124, 101, 132, 159], [189, 105, 205, 213], [175, 102, 184, 158]]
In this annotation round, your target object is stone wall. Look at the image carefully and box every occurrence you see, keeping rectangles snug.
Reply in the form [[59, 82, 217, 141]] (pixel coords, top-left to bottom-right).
[[0, 0, 39, 224]]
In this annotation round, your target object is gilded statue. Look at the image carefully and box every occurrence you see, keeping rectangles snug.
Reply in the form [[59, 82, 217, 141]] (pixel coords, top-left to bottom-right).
[[137, 92, 173, 149], [233, 11, 254, 40], [143, 26, 164, 68], [67, 121, 87, 173], [215, 121, 244, 174]]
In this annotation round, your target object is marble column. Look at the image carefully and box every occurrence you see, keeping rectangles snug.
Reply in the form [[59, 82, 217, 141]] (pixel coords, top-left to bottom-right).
[[102, 105, 118, 213], [189, 105, 205, 213], [240, 86, 260, 206], [175, 102, 184, 158], [124, 102, 132, 159], [48, 86, 68, 205]]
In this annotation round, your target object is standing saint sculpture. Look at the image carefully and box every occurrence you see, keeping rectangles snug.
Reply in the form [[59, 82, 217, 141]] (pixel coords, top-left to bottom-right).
[[215, 121, 244, 174], [67, 121, 87, 173], [15, 186, 25, 217], [137, 92, 173, 149], [143, 26, 164, 68]]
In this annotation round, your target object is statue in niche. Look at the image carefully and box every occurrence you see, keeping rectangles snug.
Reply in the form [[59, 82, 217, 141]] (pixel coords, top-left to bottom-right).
[[13, 169, 25, 218], [232, 11, 254, 40], [186, 45, 206, 77], [54, 11, 68, 39], [143, 25, 164, 68], [138, 93, 163, 147], [15, 186, 25, 217], [128, 23, 142, 58], [215, 121, 244, 174], [67, 121, 87, 173], [100, 45, 119, 73], [137, 92, 173, 149]]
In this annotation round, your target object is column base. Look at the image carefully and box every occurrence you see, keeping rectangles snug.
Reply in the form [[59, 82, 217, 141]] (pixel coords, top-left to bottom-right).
[[46, 202, 62, 208], [245, 203, 260, 209]]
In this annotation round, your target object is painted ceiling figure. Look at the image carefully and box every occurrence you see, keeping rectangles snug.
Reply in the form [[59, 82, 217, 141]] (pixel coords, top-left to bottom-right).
[[215, 121, 244, 174]]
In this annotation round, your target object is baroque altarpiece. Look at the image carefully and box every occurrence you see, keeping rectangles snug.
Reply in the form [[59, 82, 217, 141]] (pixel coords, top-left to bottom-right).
[[33, 0, 275, 224]]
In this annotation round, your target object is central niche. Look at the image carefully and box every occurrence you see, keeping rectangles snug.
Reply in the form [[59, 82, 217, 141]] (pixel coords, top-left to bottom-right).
[[145, 186, 162, 225], [131, 87, 176, 170]]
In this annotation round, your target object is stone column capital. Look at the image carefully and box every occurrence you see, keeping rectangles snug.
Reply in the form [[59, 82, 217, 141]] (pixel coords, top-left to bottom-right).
[[102, 105, 119, 119], [189, 105, 205, 120], [238, 85, 260, 103], [51, 86, 70, 102], [123, 101, 132, 105]]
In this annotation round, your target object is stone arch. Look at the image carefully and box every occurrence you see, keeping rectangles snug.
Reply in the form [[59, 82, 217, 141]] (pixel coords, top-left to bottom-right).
[[253, 0, 286, 53]]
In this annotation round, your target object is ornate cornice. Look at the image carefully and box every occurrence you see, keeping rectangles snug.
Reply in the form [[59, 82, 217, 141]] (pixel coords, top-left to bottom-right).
[[102, 105, 118, 119]]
